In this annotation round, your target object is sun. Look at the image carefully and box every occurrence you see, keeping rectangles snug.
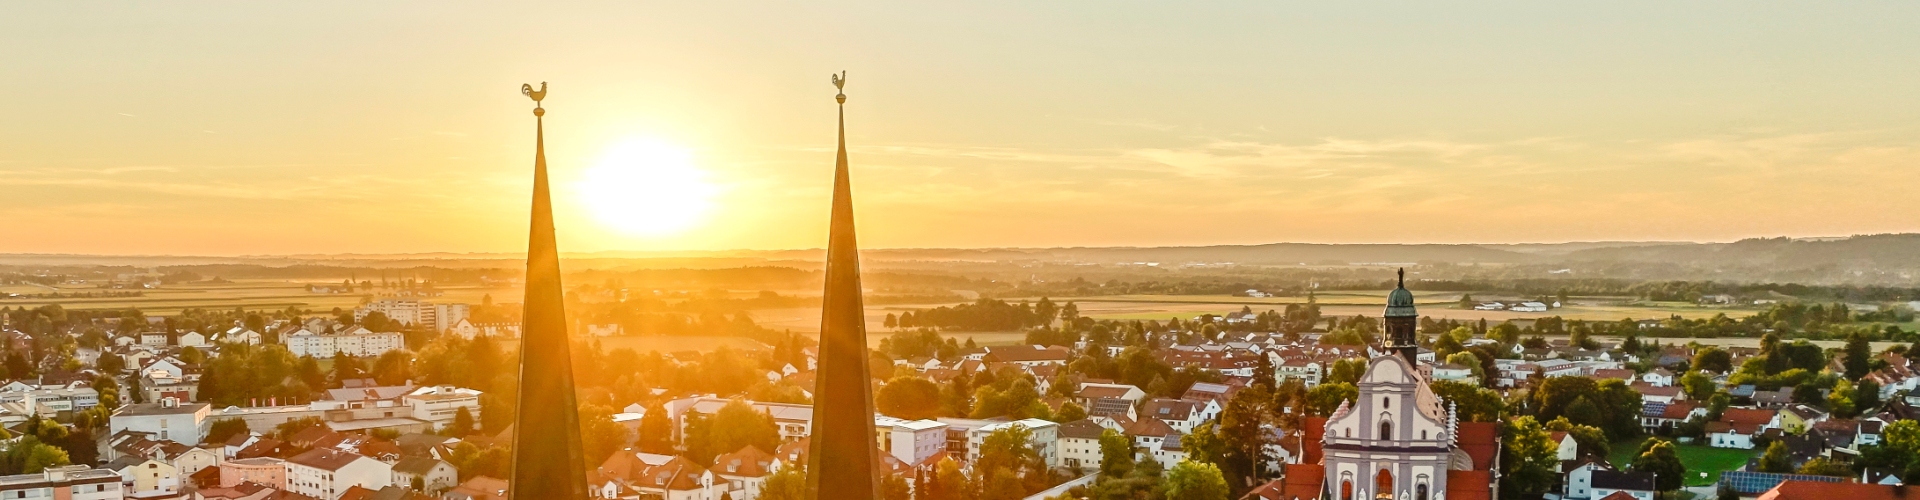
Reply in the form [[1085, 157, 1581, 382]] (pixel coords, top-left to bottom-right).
[[576, 139, 717, 236]]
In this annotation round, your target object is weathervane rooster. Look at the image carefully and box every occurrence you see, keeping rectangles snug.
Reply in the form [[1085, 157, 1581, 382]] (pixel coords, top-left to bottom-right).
[[522, 82, 547, 105]]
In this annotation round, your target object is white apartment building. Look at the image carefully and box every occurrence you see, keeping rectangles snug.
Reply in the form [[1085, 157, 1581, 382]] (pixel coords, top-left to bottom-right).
[[284, 329, 404, 358], [286, 448, 391, 500], [874, 416, 947, 465], [403, 385, 483, 431], [0, 466, 124, 500], [940, 418, 1060, 469], [356, 300, 470, 332], [110, 399, 211, 444], [1056, 419, 1107, 470]]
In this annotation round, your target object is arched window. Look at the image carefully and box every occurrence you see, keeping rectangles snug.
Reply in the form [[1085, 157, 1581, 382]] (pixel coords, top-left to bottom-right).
[[1342, 480, 1354, 500], [1345, 428, 1352, 438], [1421, 430, 1428, 439], [1379, 420, 1393, 440], [1417, 484, 1430, 500], [1375, 469, 1394, 500]]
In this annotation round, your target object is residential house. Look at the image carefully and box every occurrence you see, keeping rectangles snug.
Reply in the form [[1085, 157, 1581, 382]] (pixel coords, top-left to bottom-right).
[[710, 446, 776, 500], [1777, 404, 1828, 435], [444, 476, 509, 500], [1589, 469, 1657, 500], [1708, 408, 1777, 449], [1057, 419, 1106, 470], [390, 457, 456, 493], [0, 466, 122, 500], [286, 448, 392, 500], [217, 457, 287, 489]]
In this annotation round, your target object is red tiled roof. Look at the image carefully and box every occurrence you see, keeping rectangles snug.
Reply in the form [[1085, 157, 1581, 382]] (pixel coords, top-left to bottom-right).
[[1599, 491, 1640, 500], [337, 486, 378, 500], [1302, 417, 1325, 465], [712, 445, 775, 478], [1659, 401, 1700, 420], [1758, 480, 1920, 500], [1711, 408, 1775, 435], [1446, 470, 1494, 500], [1456, 422, 1500, 471], [1265, 463, 1324, 500]]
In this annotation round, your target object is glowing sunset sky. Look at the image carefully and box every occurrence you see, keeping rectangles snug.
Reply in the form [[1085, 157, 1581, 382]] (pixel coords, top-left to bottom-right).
[[6, 2, 1920, 255]]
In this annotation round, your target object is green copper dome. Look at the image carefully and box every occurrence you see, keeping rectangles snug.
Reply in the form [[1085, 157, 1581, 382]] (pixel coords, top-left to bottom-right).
[[1385, 268, 1417, 317]]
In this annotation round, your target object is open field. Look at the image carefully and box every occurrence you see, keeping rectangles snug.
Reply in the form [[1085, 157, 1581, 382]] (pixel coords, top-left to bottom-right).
[[0, 279, 522, 315], [1609, 437, 1756, 487]]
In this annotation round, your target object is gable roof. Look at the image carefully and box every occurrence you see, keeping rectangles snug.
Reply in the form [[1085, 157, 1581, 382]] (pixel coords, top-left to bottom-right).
[[712, 445, 776, 478], [288, 448, 368, 471], [1591, 469, 1655, 491]]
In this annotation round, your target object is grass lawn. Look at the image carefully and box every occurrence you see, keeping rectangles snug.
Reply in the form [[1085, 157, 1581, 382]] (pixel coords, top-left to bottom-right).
[[1609, 437, 1758, 487]]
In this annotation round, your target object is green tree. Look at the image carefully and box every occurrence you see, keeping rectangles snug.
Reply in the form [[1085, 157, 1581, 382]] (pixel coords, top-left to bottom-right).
[[635, 401, 673, 454], [1692, 347, 1733, 373], [1099, 429, 1135, 477], [1165, 460, 1231, 500], [760, 464, 808, 500], [875, 376, 944, 421], [1797, 457, 1852, 477], [1845, 332, 1873, 380], [450, 406, 476, 438], [579, 404, 630, 468], [696, 400, 781, 465], [1679, 371, 1716, 401], [1759, 440, 1792, 473], [1431, 380, 1504, 422], [1445, 352, 1485, 381], [1544, 418, 1610, 459], [1325, 359, 1365, 386], [1054, 402, 1087, 422], [206, 418, 249, 445], [1631, 439, 1685, 492], [1828, 380, 1857, 418], [1498, 416, 1559, 500], [1305, 383, 1358, 417]]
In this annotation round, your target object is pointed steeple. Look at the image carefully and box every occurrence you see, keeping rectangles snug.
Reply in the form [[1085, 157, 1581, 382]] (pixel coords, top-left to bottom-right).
[[508, 82, 589, 499], [805, 71, 881, 500]]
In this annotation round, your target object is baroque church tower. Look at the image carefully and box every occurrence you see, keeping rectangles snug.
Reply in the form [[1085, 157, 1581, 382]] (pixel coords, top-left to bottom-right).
[[1302, 270, 1500, 500]]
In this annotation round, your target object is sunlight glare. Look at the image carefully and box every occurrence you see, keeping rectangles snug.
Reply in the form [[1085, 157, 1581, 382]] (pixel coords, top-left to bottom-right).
[[577, 139, 717, 236]]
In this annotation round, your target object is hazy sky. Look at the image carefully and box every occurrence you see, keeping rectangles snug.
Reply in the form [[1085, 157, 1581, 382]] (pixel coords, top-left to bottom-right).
[[7, 2, 1920, 255]]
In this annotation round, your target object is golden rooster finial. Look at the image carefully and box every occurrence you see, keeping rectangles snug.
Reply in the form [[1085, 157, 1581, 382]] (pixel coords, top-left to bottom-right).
[[522, 82, 547, 103], [831, 71, 846, 103]]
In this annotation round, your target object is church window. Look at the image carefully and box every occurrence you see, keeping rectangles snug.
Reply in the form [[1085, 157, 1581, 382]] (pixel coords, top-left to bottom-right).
[[1375, 469, 1393, 500], [1379, 421, 1392, 440], [1383, 397, 1390, 409], [1418, 483, 1429, 500], [1342, 480, 1353, 500]]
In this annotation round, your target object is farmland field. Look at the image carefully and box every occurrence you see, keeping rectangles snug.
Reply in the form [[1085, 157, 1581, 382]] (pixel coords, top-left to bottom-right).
[[0, 279, 522, 315]]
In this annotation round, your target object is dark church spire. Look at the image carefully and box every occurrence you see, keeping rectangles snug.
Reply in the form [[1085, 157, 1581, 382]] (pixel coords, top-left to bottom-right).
[[508, 82, 589, 499], [805, 71, 882, 500], [1384, 267, 1419, 366]]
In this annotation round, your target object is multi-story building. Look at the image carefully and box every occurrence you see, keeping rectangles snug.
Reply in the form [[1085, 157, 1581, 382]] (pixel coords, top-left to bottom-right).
[[938, 417, 1060, 468], [1056, 419, 1107, 470], [874, 416, 947, 465], [403, 385, 483, 431], [218, 457, 287, 489], [110, 399, 211, 444], [286, 448, 391, 500], [356, 300, 470, 332], [664, 398, 813, 444], [283, 328, 404, 358], [0, 465, 123, 500]]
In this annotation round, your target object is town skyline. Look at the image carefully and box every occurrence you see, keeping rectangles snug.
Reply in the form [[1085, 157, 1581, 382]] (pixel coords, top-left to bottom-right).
[[8, 2, 1920, 255]]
